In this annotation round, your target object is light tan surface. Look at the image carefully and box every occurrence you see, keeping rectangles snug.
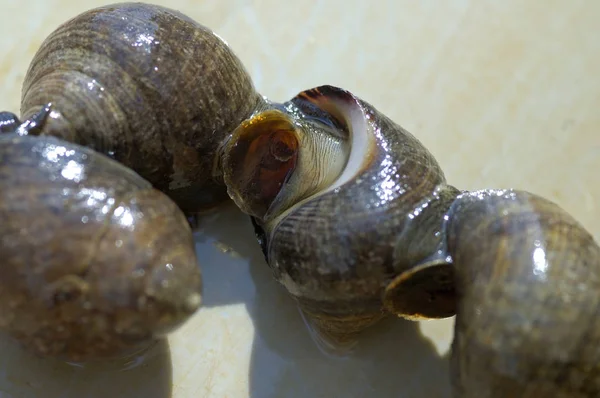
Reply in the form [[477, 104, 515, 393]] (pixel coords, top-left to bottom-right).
[[0, 1, 598, 397]]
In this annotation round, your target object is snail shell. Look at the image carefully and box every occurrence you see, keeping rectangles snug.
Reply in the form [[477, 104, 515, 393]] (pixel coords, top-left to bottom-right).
[[222, 85, 458, 353], [447, 189, 600, 397], [224, 84, 600, 393], [20, 2, 263, 214], [0, 112, 202, 362]]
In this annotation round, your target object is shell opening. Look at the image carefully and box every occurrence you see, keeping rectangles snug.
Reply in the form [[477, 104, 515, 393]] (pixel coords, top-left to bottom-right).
[[223, 85, 374, 234], [222, 110, 299, 219], [264, 86, 374, 232]]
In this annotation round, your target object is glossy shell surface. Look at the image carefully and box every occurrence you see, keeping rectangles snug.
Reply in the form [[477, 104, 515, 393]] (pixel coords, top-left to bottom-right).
[[0, 134, 202, 361], [21, 2, 263, 213]]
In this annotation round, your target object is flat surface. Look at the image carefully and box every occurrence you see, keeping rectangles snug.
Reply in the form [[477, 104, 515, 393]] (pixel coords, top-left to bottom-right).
[[0, 1, 598, 397]]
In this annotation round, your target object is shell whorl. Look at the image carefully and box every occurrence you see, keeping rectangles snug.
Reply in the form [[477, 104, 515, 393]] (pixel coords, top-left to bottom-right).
[[0, 133, 202, 361], [20, 2, 264, 214], [447, 189, 600, 397]]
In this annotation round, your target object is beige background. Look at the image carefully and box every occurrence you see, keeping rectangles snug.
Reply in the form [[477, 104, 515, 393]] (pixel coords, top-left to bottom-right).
[[0, 1, 598, 397]]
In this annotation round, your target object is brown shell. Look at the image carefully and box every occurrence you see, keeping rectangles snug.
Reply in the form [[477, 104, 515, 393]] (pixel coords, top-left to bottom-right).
[[0, 133, 202, 362], [447, 189, 600, 397], [224, 84, 600, 392], [236, 86, 459, 351], [20, 2, 263, 214]]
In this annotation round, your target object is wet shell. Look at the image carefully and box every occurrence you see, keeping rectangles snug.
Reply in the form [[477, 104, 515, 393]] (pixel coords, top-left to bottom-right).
[[20, 2, 264, 214], [223, 83, 600, 395], [448, 189, 600, 397], [0, 132, 202, 362], [223, 85, 458, 353]]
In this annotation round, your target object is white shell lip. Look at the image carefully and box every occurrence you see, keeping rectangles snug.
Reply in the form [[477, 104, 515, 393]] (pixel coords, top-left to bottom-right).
[[310, 87, 376, 195], [264, 85, 377, 234]]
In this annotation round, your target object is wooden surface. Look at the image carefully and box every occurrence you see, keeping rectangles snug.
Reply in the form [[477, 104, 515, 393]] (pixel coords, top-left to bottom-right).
[[0, 1, 598, 397]]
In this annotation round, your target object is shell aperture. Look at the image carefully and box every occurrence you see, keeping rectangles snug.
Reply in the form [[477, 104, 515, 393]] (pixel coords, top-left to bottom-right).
[[223, 101, 351, 230], [222, 110, 300, 219]]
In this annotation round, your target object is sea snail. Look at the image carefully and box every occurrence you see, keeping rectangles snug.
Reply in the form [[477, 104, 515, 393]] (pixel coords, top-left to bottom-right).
[[222, 85, 600, 396], [222, 85, 459, 352], [16, 2, 264, 215], [448, 190, 600, 397], [0, 107, 202, 362]]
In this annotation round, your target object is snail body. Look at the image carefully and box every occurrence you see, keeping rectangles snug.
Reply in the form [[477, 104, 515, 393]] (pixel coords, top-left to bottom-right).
[[20, 2, 263, 214], [222, 85, 458, 352], [0, 112, 202, 362]]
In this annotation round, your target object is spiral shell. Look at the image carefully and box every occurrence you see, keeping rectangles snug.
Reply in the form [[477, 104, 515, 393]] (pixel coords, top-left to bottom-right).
[[223, 85, 458, 353], [20, 2, 263, 214], [222, 82, 600, 397], [0, 130, 202, 362], [447, 189, 600, 397]]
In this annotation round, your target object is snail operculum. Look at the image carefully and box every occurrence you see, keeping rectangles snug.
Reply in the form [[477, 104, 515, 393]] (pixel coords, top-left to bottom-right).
[[382, 184, 462, 320], [222, 109, 301, 220]]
